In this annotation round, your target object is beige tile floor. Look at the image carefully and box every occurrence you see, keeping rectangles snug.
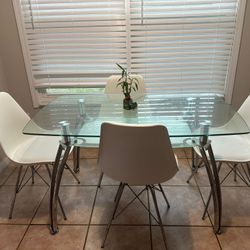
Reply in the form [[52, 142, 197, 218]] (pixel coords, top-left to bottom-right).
[[0, 148, 250, 249]]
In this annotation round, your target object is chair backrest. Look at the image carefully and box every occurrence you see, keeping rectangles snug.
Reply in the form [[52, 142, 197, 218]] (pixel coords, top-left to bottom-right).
[[98, 122, 178, 185], [105, 75, 145, 95], [0, 92, 30, 159], [238, 95, 250, 128]]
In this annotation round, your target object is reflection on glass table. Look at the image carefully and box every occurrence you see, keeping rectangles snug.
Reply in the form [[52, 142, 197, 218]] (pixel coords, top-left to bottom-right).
[[24, 93, 248, 141]]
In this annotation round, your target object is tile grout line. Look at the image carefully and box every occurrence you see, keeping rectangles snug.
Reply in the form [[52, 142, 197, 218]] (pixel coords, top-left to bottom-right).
[[0, 166, 17, 188], [82, 185, 100, 250], [1, 152, 246, 249], [16, 187, 49, 250], [147, 188, 153, 250], [193, 168, 223, 249]]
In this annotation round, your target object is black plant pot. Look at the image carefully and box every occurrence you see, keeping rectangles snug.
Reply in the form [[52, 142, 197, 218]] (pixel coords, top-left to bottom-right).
[[123, 96, 137, 110]]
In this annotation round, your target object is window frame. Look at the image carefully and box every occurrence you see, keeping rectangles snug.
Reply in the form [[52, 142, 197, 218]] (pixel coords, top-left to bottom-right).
[[13, 0, 246, 107], [224, 0, 246, 103]]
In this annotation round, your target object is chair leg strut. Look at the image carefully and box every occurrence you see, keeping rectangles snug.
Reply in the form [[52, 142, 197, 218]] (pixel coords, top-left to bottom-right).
[[158, 184, 170, 208], [9, 166, 23, 219], [31, 166, 35, 184], [101, 183, 125, 248], [149, 185, 168, 250], [114, 182, 123, 202], [97, 172, 104, 188]]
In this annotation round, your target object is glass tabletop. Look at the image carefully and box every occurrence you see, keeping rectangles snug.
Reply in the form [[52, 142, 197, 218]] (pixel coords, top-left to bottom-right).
[[23, 93, 249, 141]]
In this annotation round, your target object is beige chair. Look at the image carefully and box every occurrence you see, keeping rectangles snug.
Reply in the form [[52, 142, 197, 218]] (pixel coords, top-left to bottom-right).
[[0, 92, 79, 219], [98, 122, 178, 249]]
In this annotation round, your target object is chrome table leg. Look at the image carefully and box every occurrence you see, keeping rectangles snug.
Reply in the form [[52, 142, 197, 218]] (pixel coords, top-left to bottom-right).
[[73, 147, 80, 173], [45, 164, 67, 221], [199, 136, 221, 234], [49, 143, 71, 234], [191, 147, 196, 169]]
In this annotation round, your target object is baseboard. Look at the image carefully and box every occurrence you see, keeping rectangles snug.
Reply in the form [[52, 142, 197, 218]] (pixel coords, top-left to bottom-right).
[[0, 157, 10, 173], [68, 148, 99, 160]]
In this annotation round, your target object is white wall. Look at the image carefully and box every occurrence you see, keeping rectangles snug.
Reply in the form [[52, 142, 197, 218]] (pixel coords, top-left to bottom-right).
[[0, 57, 8, 92], [0, 56, 9, 172], [0, 0, 35, 116], [232, 1, 250, 109]]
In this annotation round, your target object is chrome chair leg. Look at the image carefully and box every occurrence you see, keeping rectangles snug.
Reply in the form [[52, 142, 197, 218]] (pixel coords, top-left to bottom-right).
[[97, 172, 104, 188], [114, 182, 123, 202], [149, 185, 167, 250], [65, 163, 80, 184], [101, 183, 125, 248], [247, 162, 250, 177], [233, 164, 237, 182], [9, 166, 23, 219], [31, 166, 35, 184], [158, 184, 170, 208]]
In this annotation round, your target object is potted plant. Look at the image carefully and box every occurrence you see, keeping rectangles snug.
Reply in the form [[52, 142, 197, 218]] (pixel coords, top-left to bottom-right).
[[116, 63, 139, 110]]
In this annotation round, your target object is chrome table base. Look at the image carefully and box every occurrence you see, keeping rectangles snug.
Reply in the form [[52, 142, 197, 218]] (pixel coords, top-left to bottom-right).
[[73, 147, 80, 173], [198, 138, 222, 234], [49, 134, 222, 235], [50, 142, 72, 235], [185, 135, 222, 234]]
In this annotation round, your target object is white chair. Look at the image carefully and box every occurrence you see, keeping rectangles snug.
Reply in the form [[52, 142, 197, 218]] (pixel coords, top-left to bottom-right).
[[191, 95, 250, 218], [0, 92, 79, 219], [75, 75, 145, 186], [98, 122, 178, 249]]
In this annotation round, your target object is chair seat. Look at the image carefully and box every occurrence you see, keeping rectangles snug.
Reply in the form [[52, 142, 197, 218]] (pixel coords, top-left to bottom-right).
[[195, 134, 250, 162], [10, 135, 61, 164]]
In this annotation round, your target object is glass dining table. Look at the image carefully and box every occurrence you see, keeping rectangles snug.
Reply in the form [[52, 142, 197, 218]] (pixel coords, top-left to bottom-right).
[[23, 93, 249, 235]]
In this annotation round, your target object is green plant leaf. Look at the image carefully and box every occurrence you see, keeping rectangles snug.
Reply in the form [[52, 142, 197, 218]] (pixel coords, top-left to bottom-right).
[[116, 63, 124, 70], [115, 63, 140, 95], [134, 78, 139, 84]]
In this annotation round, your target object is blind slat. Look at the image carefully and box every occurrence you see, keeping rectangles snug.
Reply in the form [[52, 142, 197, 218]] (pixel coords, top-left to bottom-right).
[[17, 0, 240, 93]]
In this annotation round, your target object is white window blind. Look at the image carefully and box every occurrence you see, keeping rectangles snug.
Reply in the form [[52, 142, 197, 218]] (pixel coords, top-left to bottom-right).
[[15, 0, 242, 95], [19, 0, 127, 88], [129, 0, 240, 93]]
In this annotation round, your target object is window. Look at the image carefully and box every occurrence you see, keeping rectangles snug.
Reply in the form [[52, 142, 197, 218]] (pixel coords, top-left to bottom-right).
[[13, 0, 245, 106]]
